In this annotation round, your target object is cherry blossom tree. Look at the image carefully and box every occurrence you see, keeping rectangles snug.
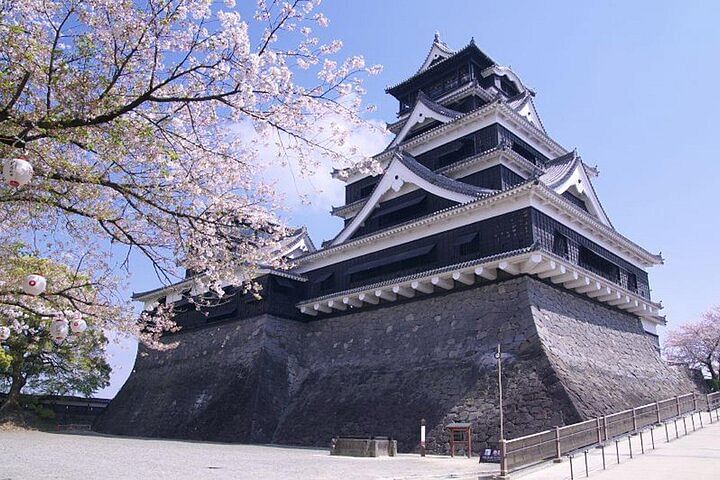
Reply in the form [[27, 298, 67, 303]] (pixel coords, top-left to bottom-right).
[[0, 0, 382, 347], [664, 306, 720, 384]]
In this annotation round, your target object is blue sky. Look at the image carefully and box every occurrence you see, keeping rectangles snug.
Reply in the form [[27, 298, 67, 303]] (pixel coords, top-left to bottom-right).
[[99, 1, 720, 397]]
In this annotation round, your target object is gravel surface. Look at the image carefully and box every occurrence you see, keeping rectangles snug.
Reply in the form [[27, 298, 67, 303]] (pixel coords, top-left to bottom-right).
[[0, 431, 495, 480]]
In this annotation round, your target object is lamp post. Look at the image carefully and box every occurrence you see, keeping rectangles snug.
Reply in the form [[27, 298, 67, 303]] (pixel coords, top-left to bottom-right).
[[495, 344, 504, 441]]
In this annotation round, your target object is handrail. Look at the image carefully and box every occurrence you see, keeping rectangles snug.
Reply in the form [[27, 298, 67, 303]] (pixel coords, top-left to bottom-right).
[[499, 391, 720, 476]]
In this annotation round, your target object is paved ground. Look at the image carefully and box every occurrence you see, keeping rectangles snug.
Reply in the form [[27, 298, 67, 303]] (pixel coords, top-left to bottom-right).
[[1, 412, 719, 479], [0, 431, 496, 480], [519, 411, 720, 480]]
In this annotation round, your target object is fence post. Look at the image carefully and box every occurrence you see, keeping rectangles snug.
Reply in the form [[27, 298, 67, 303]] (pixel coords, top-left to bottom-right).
[[554, 426, 562, 461], [632, 408, 637, 432], [603, 415, 609, 441], [596, 417, 602, 444], [655, 401, 661, 423], [693, 393, 698, 412], [499, 439, 509, 478], [675, 395, 681, 416]]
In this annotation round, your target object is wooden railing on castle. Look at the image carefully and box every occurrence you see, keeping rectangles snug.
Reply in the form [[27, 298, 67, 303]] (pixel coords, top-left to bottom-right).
[[499, 391, 720, 477]]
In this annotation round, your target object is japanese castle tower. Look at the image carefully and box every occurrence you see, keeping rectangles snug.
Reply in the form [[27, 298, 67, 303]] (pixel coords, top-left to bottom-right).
[[98, 36, 700, 452]]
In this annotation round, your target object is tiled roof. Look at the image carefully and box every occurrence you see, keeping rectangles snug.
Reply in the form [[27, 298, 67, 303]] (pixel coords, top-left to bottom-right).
[[416, 91, 463, 119], [131, 268, 308, 300], [395, 151, 497, 197], [506, 91, 532, 109], [539, 150, 580, 188], [386, 39, 495, 94]]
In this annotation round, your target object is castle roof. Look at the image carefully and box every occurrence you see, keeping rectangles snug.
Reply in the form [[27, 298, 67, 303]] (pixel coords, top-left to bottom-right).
[[335, 99, 567, 183], [131, 227, 313, 303], [539, 150, 581, 187], [388, 91, 463, 148], [386, 37, 495, 97], [299, 178, 662, 269], [395, 150, 495, 197], [416, 32, 456, 74], [328, 150, 497, 246]]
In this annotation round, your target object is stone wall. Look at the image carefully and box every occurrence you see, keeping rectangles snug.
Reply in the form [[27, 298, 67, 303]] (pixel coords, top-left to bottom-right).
[[96, 276, 700, 452]]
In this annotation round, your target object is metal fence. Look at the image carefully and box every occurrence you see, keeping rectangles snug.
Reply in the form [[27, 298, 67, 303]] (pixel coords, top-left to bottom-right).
[[500, 391, 720, 476]]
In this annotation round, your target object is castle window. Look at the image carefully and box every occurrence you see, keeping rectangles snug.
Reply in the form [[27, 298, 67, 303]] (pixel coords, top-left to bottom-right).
[[579, 246, 620, 283], [347, 244, 436, 285], [552, 232, 569, 259], [272, 276, 296, 294], [359, 183, 376, 199], [455, 232, 480, 257], [458, 65, 471, 84], [511, 141, 537, 164], [562, 191, 588, 212], [500, 77, 518, 96], [316, 272, 335, 293], [375, 195, 427, 228], [627, 272, 638, 293]]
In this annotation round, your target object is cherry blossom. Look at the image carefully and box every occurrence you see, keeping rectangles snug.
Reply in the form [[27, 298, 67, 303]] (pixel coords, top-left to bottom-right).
[[0, 0, 384, 348], [664, 306, 720, 381]]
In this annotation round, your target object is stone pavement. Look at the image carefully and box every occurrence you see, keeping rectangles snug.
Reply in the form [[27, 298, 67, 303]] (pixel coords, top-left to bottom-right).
[[0, 430, 497, 480], [517, 411, 720, 480]]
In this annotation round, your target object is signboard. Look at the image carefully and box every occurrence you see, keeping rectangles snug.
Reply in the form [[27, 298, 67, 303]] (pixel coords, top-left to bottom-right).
[[480, 448, 501, 463]]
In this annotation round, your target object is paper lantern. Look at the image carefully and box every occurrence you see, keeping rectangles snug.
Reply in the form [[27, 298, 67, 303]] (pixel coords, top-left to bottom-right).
[[49, 319, 69, 343], [22, 274, 47, 296], [0, 326, 10, 341], [69, 319, 87, 333], [2, 157, 33, 188]]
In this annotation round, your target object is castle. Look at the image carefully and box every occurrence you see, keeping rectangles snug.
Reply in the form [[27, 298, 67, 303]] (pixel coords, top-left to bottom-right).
[[96, 36, 699, 452]]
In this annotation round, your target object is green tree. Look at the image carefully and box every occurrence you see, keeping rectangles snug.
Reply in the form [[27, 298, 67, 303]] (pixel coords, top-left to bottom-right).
[[0, 244, 111, 416], [0, 312, 110, 415]]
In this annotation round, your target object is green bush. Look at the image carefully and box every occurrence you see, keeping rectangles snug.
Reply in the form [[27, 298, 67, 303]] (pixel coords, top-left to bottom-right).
[[28, 403, 55, 420]]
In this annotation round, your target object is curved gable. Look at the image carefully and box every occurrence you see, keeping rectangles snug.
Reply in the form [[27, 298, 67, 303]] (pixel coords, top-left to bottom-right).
[[331, 152, 495, 246], [540, 152, 612, 226], [417, 33, 455, 73], [389, 92, 462, 148]]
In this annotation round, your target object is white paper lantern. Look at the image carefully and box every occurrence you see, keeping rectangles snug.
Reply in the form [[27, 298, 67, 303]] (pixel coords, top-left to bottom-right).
[[22, 274, 47, 296], [2, 157, 33, 188], [69, 318, 87, 334], [0, 326, 10, 341], [49, 319, 69, 343]]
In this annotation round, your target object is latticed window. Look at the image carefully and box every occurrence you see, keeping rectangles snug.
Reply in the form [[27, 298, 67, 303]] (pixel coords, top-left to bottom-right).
[[317, 272, 335, 293], [627, 272, 638, 293], [579, 246, 620, 283], [348, 245, 436, 285], [455, 232, 480, 257], [459, 64, 471, 84], [552, 232, 569, 259]]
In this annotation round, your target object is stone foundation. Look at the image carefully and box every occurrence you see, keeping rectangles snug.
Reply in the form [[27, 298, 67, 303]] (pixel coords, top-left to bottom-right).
[[96, 276, 700, 452]]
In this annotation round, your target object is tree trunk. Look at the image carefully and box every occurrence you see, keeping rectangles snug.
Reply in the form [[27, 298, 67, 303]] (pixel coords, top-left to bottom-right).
[[0, 373, 26, 415]]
